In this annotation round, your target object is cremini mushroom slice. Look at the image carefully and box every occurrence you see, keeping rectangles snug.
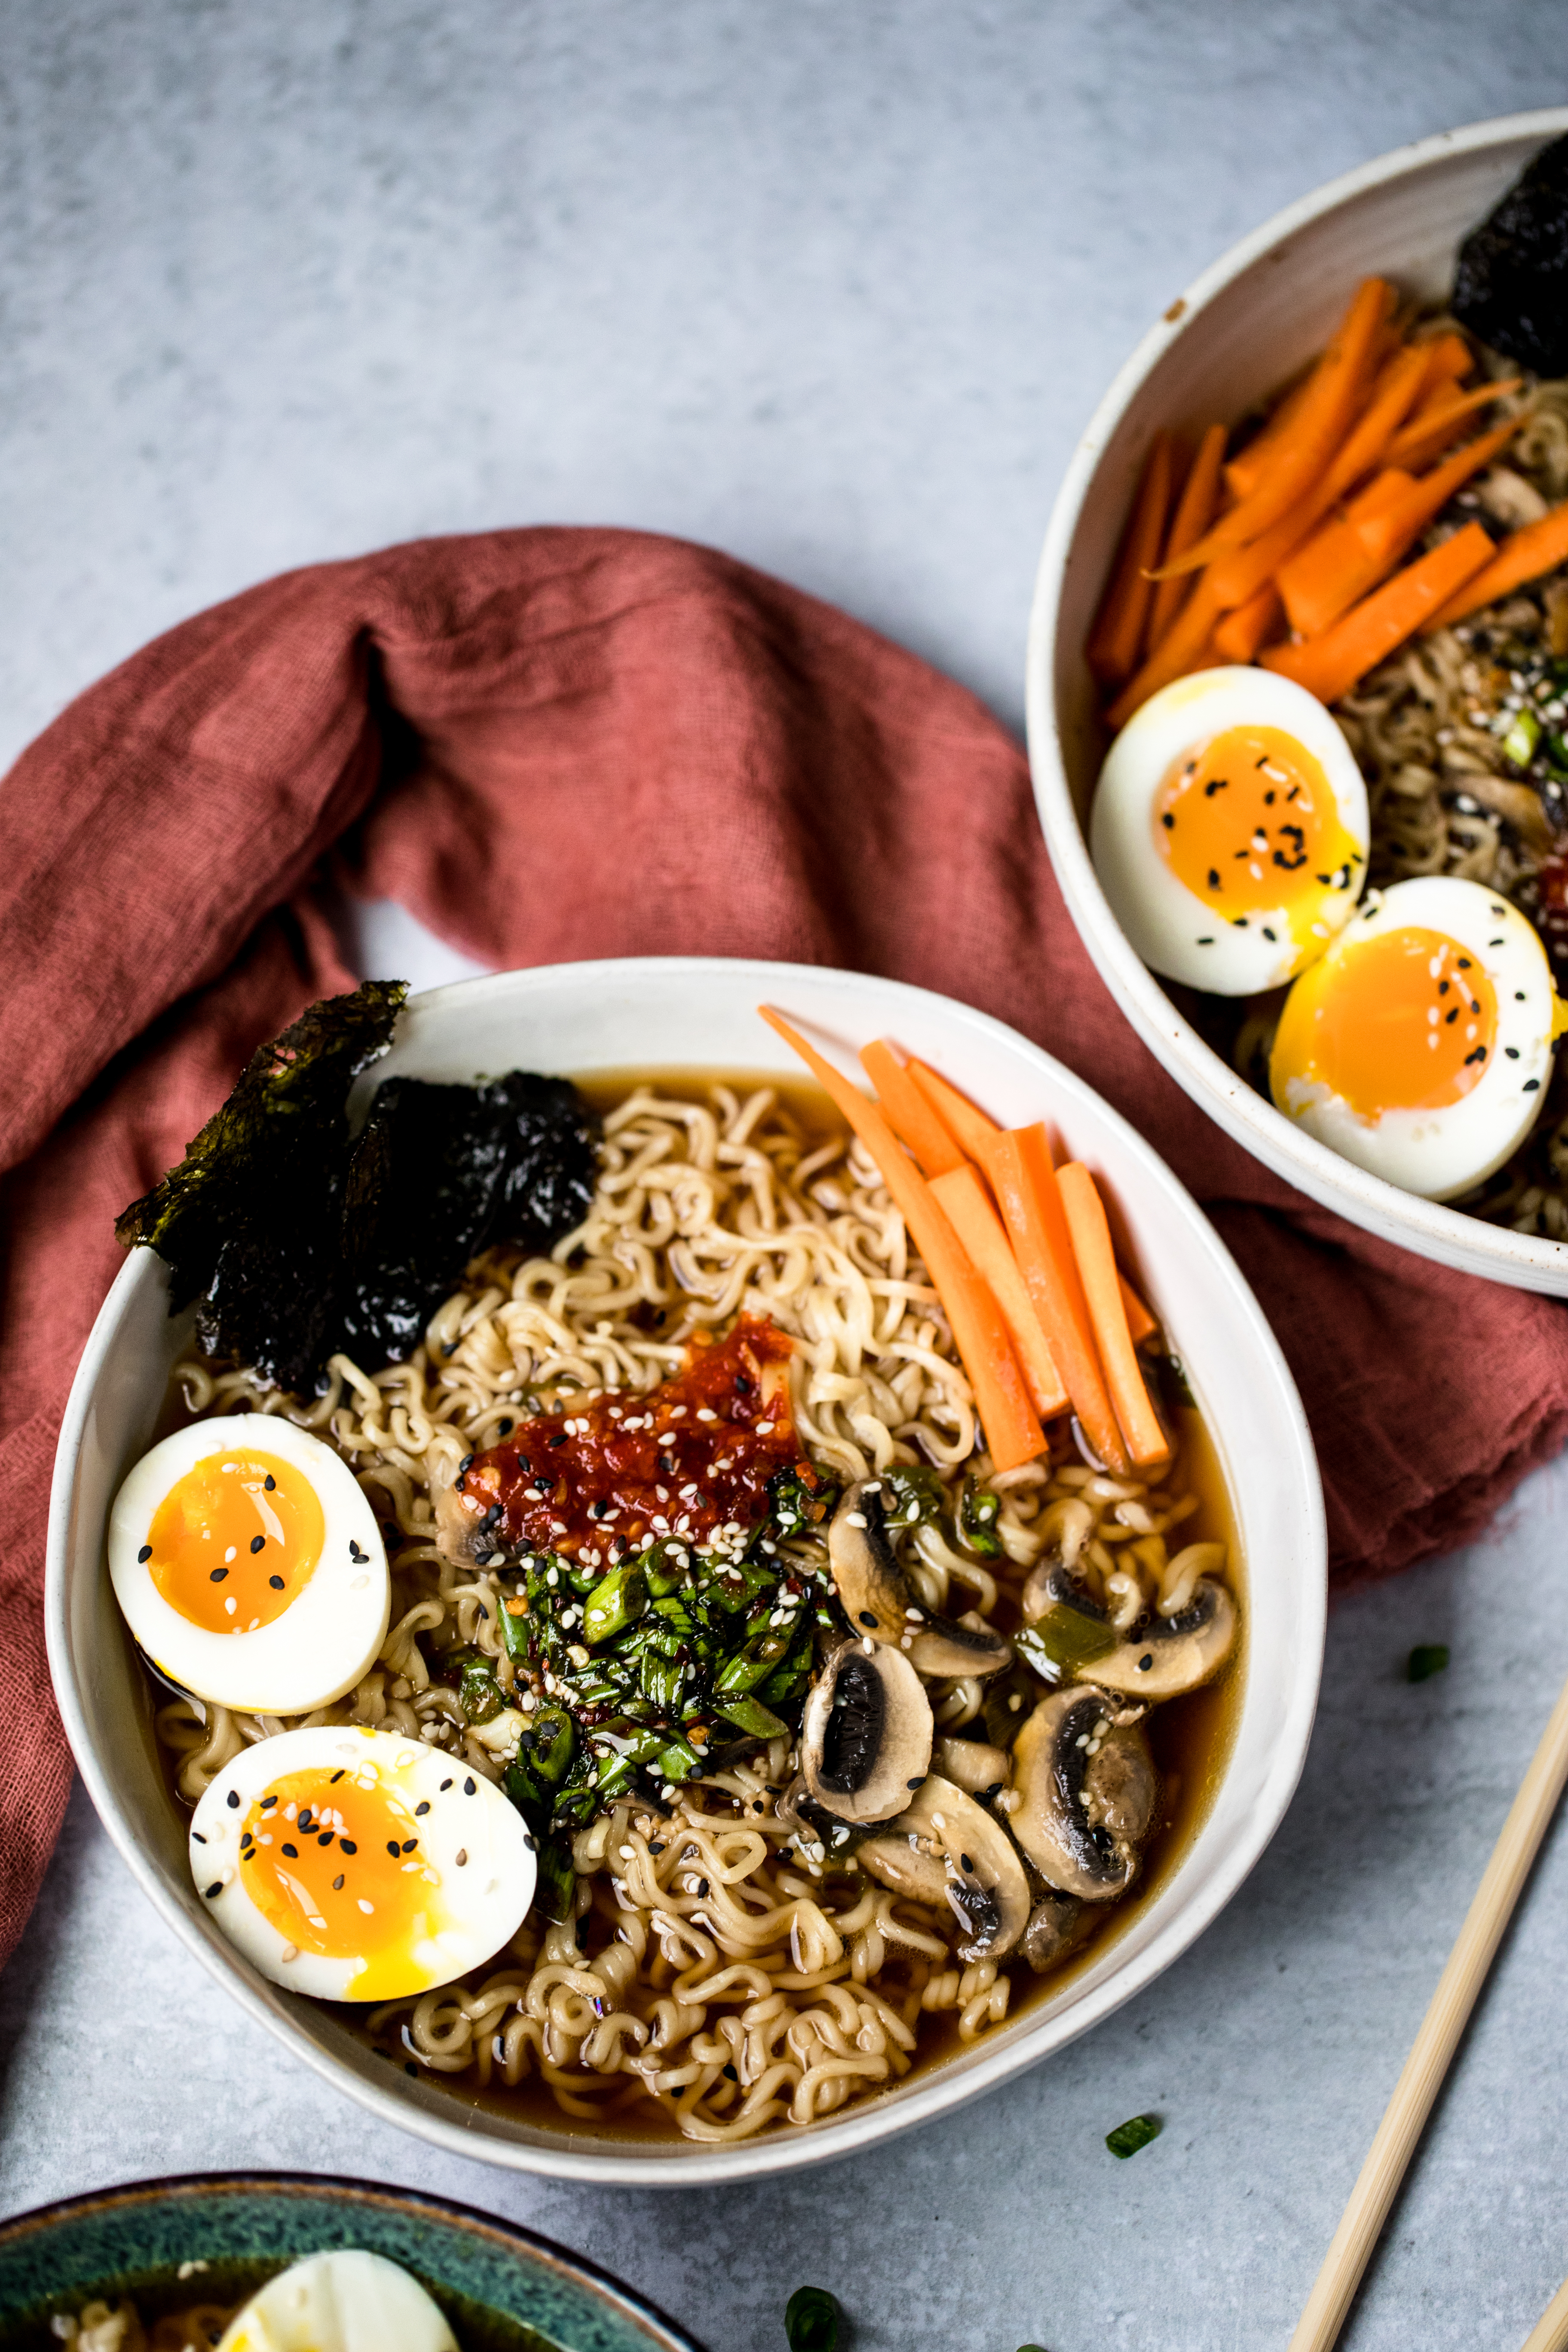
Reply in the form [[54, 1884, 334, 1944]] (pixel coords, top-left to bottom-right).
[[1020, 1891, 1093, 1974], [1084, 1578, 1237, 1700], [828, 1480, 1012, 1680], [799, 1641, 934, 1823], [858, 1773, 1031, 1961], [934, 1734, 1012, 1799], [1011, 1688, 1157, 1901]]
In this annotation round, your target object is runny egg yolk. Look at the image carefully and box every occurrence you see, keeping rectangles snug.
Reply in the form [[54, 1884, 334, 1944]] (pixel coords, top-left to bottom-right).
[[148, 1451, 323, 1634], [241, 1765, 444, 1998], [1272, 925, 1499, 1119], [1155, 723, 1363, 942]]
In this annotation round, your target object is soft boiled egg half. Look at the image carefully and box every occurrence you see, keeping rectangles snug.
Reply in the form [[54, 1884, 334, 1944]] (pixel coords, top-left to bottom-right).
[[1269, 876, 1568, 1199], [190, 1724, 536, 2000], [217, 2249, 457, 2352], [1091, 667, 1370, 993], [109, 1415, 390, 1713]]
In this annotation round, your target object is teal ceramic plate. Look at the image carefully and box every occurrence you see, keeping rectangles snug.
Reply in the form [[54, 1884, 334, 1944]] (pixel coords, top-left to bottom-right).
[[0, 2173, 703, 2351]]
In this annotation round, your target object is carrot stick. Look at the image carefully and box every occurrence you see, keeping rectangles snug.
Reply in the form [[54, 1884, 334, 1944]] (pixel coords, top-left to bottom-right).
[[1320, 342, 1434, 499], [760, 1009, 1043, 1471], [1260, 523, 1494, 704], [1383, 377, 1522, 472], [1149, 423, 1227, 647], [1158, 279, 1393, 575], [1056, 1164, 1170, 1468], [1421, 501, 1568, 632], [1413, 330, 1473, 390], [1119, 1275, 1159, 1348], [1213, 580, 1282, 661], [1278, 417, 1520, 639], [907, 1061, 1001, 1164], [1224, 371, 1316, 502], [1105, 573, 1225, 729], [860, 1040, 966, 1178], [1086, 435, 1176, 689], [931, 1164, 1069, 1421], [978, 1126, 1128, 1473]]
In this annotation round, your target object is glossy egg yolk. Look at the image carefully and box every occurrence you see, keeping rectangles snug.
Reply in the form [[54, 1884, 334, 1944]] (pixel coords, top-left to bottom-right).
[[148, 1451, 324, 1634], [1155, 723, 1363, 943], [1272, 925, 1499, 1118], [240, 1764, 444, 1999]]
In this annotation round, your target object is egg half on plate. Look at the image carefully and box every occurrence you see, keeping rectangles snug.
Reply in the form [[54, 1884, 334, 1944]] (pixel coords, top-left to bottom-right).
[[190, 1724, 536, 2000], [1090, 667, 1370, 993], [108, 1415, 390, 1713], [217, 2249, 457, 2352], [1269, 875, 1568, 1199]]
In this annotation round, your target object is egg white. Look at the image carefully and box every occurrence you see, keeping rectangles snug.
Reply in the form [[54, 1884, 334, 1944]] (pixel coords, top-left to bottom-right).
[[1270, 876, 1559, 1200], [217, 2248, 457, 2352], [1090, 666, 1370, 993], [190, 1725, 536, 2000], [109, 1415, 390, 1713]]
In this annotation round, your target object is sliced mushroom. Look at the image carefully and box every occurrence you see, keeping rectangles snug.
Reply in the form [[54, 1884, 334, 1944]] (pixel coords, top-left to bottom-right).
[[1084, 1578, 1237, 1699], [775, 1776, 878, 1863], [1020, 1561, 1119, 1675], [1020, 1892, 1094, 1974], [829, 1481, 1012, 1680], [934, 1735, 1012, 1799], [799, 1642, 934, 1823], [859, 1773, 1031, 1961], [1011, 1688, 1157, 1901]]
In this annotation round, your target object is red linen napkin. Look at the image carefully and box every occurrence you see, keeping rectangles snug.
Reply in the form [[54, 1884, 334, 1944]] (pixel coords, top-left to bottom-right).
[[5, 524, 1568, 1970]]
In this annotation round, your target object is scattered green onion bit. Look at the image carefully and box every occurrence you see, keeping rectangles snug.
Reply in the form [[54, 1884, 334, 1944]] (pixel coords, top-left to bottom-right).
[[1408, 1643, 1451, 1684], [1502, 707, 1542, 769], [1106, 2112, 1162, 2159], [784, 2285, 841, 2351]]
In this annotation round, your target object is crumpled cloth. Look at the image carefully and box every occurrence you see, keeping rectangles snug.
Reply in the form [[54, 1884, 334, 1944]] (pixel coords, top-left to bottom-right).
[[5, 525, 1567, 1969]]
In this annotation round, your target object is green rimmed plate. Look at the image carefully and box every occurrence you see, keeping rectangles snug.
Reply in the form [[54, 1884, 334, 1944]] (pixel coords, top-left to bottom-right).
[[0, 2173, 703, 2351]]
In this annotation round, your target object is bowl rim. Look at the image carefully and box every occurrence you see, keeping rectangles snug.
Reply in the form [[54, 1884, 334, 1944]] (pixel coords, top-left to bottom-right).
[[1026, 106, 1568, 1291], [45, 952, 1326, 2186], [0, 2167, 704, 2349]]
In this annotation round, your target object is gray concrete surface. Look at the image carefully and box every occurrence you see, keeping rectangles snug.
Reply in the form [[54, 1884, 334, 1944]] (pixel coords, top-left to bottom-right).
[[5, 6, 1568, 2348]]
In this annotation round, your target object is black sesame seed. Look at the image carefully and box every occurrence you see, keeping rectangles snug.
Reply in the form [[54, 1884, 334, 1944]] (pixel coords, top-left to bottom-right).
[[441, 1779, 454, 1792], [210, 1567, 228, 1583], [1162, 812, 1175, 830], [1506, 1047, 1520, 1059], [204, 1882, 223, 1899], [192, 1831, 207, 1845], [1525, 1078, 1542, 1091], [137, 1544, 152, 1563], [1517, 991, 1528, 1001], [269, 1574, 285, 1590], [697, 1878, 710, 1897], [340, 1839, 357, 1855], [415, 1800, 431, 1816], [524, 1833, 538, 1852], [857, 1611, 878, 1628], [227, 1789, 241, 1809], [261, 1795, 278, 1810], [401, 1838, 418, 1853], [961, 1853, 974, 1873], [649, 1840, 665, 1855], [548, 1433, 567, 1448], [281, 1842, 298, 1858], [318, 1831, 334, 1847], [908, 1776, 924, 1789], [333, 1874, 345, 1890], [464, 1776, 477, 1795], [1196, 936, 1215, 945], [1262, 927, 1277, 942], [498, 1419, 514, 1436], [386, 1840, 401, 1857], [250, 1534, 266, 1553], [1138, 1653, 1154, 1671], [264, 1475, 276, 1490]]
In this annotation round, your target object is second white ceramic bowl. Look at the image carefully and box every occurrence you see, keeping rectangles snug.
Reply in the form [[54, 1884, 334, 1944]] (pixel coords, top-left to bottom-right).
[[47, 956, 1324, 2184], [1028, 108, 1568, 1294]]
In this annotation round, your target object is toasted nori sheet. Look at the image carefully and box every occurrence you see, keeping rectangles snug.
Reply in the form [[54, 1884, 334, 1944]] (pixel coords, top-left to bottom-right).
[[116, 980, 600, 1394], [1453, 132, 1568, 377]]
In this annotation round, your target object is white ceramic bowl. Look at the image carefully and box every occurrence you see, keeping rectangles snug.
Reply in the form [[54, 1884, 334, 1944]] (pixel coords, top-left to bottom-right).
[[1028, 108, 1568, 1295], [47, 956, 1324, 2185]]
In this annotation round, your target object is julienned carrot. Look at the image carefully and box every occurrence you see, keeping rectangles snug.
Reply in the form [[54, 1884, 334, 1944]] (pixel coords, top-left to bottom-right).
[[979, 1126, 1128, 1474], [1086, 435, 1175, 689], [906, 1061, 1001, 1164], [1383, 376, 1522, 472], [1056, 1163, 1170, 1467], [1119, 1275, 1159, 1348], [860, 1040, 966, 1178], [931, 1164, 1069, 1421], [759, 1008, 1043, 1470], [1158, 278, 1392, 576], [1414, 331, 1473, 390], [1213, 580, 1281, 662], [1261, 522, 1493, 705], [1223, 369, 1315, 502], [1105, 573, 1225, 730], [1149, 423, 1227, 647], [1278, 416, 1520, 639], [1321, 341, 1433, 498], [1422, 500, 1568, 632]]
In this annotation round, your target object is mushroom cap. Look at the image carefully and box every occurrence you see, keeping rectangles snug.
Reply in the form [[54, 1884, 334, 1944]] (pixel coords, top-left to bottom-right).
[[1020, 1892, 1093, 1975], [1011, 1687, 1158, 1901], [828, 1480, 1012, 1680], [799, 1640, 934, 1823], [1084, 1578, 1237, 1700], [858, 1773, 1031, 1961]]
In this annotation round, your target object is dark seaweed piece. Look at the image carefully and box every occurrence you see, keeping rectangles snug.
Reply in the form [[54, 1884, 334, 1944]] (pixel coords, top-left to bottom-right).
[[1453, 132, 1568, 376], [116, 981, 407, 1390], [337, 1072, 599, 1366]]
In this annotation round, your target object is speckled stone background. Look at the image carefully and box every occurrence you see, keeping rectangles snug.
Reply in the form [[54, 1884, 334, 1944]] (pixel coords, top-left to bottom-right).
[[4, 7, 1568, 2349]]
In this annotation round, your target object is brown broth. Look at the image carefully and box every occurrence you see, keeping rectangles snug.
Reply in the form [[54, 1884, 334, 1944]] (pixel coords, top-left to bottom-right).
[[144, 1065, 1245, 2147]]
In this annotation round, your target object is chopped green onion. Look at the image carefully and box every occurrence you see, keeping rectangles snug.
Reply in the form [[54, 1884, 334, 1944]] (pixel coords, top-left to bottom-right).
[[582, 1559, 649, 1645], [1503, 707, 1542, 768], [881, 1464, 944, 1527], [1106, 2112, 1162, 2159], [784, 2286, 840, 2352], [1408, 1644, 1450, 1683], [959, 1476, 1003, 1557]]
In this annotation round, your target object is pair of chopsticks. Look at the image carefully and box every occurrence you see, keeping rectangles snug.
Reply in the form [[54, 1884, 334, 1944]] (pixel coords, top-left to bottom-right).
[[1289, 1668, 1568, 2351]]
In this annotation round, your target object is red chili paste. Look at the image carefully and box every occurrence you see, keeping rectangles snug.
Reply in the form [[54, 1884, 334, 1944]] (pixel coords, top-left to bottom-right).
[[454, 1315, 808, 1565]]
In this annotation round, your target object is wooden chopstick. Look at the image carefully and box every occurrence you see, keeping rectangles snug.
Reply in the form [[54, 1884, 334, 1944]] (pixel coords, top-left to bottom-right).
[[1522, 2275, 1568, 2352], [1288, 1667, 1568, 2352]]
